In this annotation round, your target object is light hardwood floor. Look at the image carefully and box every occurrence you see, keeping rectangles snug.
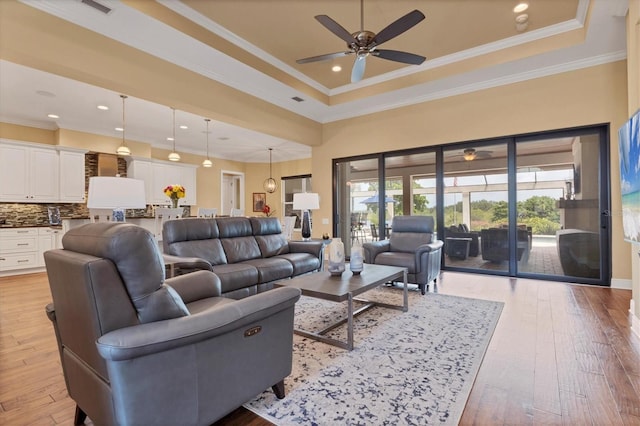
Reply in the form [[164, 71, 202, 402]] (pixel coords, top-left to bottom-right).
[[1, 271, 639, 425]]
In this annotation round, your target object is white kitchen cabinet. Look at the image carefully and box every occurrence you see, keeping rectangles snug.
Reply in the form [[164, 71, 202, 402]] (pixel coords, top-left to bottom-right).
[[0, 228, 39, 272], [127, 159, 197, 206], [153, 162, 181, 204], [0, 227, 63, 274], [127, 159, 154, 204], [58, 149, 86, 202], [37, 227, 63, 266], [0, 142, 59, 202]]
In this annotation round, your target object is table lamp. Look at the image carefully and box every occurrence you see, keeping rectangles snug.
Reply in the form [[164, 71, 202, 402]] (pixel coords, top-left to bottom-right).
[[293, 192, 319, 240], [87, 176, 146, 221]]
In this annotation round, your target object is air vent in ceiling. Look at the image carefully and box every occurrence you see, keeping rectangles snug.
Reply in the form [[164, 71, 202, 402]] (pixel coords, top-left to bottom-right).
[[291, 96, 305, 102], [81, 0, 112, 14]]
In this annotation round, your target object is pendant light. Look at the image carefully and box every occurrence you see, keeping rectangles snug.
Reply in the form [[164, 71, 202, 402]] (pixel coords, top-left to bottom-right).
[[116, 95, 131, 156], [202, 118, 213, 168], [168, 107, 181, 162], [263, 148, 277, 193]]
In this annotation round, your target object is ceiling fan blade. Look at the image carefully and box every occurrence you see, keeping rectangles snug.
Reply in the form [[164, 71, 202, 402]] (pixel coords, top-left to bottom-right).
[[315, 15, 357, 45], [296, 51, 352, 64], [371, 10, 425, 46], [373, 49, 426, 65], [351, 55, 366, 83]]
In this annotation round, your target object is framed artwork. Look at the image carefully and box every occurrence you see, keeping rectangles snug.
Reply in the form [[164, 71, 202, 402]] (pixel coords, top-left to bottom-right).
[[253, 192, 266, 212]]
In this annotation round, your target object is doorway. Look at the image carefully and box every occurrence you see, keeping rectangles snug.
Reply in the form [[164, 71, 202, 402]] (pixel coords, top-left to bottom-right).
[[221, 171, 244, 216]]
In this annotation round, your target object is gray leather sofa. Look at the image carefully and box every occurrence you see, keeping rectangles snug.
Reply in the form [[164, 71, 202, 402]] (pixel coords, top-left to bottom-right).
[[44, 222, 301, 426], [163, 216, 323, 299], [363, 215, 443, 294]]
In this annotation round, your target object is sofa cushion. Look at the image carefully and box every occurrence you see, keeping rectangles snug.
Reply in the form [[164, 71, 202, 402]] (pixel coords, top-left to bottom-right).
[[221, 237, 262, 263], [210, 263, 260, 293], [217, 217, 253, 238], [277, 253, 321, 275], [255, 234, 290, 257], [242, 258, 294, 283], [62, 223, 189, 323], [373, 251, 417, 273], [169, 239, 228, 265]]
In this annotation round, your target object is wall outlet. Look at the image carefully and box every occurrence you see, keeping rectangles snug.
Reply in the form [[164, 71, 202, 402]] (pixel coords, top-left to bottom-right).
[[322, 218, 329, 225]]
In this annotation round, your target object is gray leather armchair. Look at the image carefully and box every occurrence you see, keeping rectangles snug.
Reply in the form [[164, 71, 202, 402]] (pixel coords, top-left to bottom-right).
[[44, 222, 301, 426], [363, 216, 443, 294]]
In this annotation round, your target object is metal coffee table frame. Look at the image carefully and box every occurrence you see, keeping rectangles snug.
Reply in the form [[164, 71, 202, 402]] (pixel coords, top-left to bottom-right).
[[275, 264, 408, 350]]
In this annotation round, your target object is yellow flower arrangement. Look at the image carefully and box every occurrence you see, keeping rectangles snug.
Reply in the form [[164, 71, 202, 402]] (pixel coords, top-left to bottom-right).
[[164, 184, 185, 208]]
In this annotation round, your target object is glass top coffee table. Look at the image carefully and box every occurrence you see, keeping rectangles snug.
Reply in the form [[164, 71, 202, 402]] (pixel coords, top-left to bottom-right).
[[274, 263, 408, 350]]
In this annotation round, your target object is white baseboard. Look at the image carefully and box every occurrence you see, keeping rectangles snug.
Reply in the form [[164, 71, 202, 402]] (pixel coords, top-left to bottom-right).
[[611, 278, 632, 290]]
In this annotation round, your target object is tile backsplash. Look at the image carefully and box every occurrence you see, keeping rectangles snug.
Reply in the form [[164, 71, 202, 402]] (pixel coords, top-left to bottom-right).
[[0, 153, 189, 227]]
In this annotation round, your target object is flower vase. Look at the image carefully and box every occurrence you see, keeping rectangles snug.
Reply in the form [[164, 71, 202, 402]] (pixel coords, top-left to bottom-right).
[[171, 198, 178, 208]]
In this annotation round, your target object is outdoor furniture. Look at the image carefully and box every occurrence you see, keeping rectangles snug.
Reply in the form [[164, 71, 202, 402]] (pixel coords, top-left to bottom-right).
[[480, 228, 529, 263], [556, 229, 600, 278], [362, 216, 443, 295], [444, 224, 480, 257], [445, 237, 472, 260], [43, 222, 301, 426]]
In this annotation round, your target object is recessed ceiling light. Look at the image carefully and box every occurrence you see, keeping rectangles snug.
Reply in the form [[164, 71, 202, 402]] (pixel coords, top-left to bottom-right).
[[97, 105, 109, 110], [115, 127, 124, 132], [179, 125, 188, 129], [332, 65, 342, 72], [167, 137, 174, 141], [513, 2, 528, 13], [47, 114, 59, 119]]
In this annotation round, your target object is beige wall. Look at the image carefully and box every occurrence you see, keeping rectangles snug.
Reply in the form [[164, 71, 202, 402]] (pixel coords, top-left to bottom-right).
[[311, 61, 631, 283]]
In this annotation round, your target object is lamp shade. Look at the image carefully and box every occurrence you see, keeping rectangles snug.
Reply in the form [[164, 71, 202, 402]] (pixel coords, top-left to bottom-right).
[[293, 192, 319, 210], [87, 177, 146, 209]]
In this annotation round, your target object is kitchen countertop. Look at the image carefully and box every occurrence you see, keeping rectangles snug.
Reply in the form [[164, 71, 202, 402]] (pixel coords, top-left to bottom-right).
[[0, 224, 63, 229]]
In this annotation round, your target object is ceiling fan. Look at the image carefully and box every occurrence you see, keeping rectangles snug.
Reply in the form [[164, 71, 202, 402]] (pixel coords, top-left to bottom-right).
[[296, 0, 426, 83], [461, 148, 493, 161]]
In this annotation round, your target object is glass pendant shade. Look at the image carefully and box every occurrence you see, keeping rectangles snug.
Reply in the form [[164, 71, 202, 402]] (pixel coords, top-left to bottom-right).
[[202, 118, 212, 167], [116, 145, 131, 156], [116, 95, 131, 156], [168, 107, 180, 161], [263, 148, 277, 193]]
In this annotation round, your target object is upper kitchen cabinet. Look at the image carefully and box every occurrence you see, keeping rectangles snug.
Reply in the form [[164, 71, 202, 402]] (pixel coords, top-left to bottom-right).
[[0, 141, 58, 202], [58, 149, 87, 202], [127, 158, 197, 206]]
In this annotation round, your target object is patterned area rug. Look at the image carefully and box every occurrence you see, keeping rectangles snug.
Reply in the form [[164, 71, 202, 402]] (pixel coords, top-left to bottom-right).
[[245, 286, 504, 425]]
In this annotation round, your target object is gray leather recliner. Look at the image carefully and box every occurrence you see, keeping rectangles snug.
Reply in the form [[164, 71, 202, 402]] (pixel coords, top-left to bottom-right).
[[44, 222, 301, 426], [363, 216, 443, 294]]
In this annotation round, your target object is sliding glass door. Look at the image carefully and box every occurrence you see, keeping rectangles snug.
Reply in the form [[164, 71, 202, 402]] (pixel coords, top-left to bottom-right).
[[442, 142, 510, 273], [516, 129, 608, 283], [332, 125, 610, 285]]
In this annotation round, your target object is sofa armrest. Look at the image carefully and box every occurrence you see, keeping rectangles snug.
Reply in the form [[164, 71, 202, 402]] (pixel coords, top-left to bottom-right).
[[414, 240, 444, 271], [166, 270, 222, 303], [96, 286, 301, 361], [362, 240, 391, 263], [288, 241, 323, 258], [162, 254, 212, 273]]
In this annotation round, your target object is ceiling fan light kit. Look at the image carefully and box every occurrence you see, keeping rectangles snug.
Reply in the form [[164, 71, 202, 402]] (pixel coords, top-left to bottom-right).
[[296, 0, 426, 83]]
